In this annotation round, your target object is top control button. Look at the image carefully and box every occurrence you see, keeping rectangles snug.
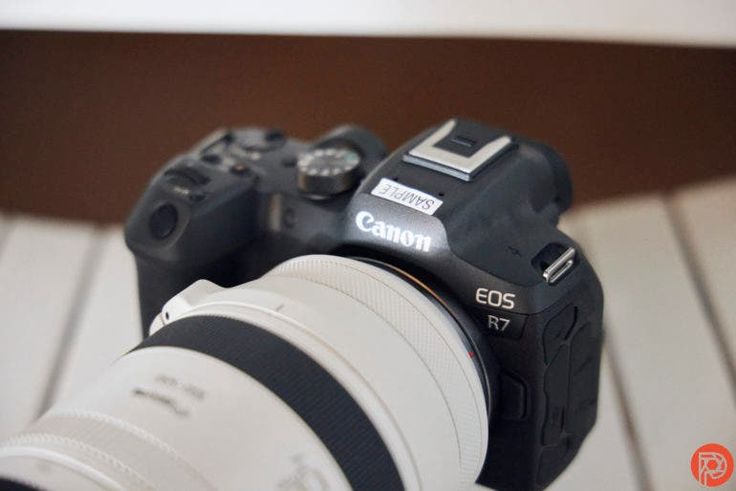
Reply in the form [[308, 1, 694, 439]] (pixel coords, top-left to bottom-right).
[[164, 167, 210, 187], [230, 163, 251, 176], [236, 128, 286, 152], [264, 129, 285, 142], [149, 203, 178, 239], [403, 119, 512, 181], [201, 153, 221, 164], [194, 129, 232, 157]]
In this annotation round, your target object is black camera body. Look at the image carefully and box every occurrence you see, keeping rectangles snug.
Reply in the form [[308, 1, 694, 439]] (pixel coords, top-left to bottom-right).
[[125, 119, 604, 490]]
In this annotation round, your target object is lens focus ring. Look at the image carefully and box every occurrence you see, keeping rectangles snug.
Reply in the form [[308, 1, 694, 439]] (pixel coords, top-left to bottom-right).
[[266, 255, 488, 485]]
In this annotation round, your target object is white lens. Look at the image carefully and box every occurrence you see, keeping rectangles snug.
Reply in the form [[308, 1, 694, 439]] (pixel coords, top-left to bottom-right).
[[0, 255, 488, 491]]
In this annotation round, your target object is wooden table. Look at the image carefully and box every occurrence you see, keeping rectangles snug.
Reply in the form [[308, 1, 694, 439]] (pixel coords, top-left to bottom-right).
[[0, 177, 734, 490]]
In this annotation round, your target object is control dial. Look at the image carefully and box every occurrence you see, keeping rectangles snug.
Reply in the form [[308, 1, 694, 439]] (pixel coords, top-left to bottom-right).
[[297, 146, 362, 196]]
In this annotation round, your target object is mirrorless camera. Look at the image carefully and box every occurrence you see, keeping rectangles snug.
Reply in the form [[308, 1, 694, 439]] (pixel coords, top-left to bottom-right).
[[0, 119, 603, 491], [124, 119, 604, 490]]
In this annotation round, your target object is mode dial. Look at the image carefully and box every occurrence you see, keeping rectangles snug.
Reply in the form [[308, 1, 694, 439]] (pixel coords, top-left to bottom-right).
[[297, 147, 362, 197]]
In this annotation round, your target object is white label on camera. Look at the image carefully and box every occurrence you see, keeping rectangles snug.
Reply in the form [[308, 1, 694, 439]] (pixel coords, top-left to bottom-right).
[[370, 178, 443, 215]]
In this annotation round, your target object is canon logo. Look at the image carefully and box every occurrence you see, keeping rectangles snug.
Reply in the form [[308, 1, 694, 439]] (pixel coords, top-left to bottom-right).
[[355, 211, 432, 252]]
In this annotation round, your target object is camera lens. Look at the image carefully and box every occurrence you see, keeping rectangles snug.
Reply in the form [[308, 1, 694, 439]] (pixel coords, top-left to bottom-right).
[[0, 256, 489, 491]]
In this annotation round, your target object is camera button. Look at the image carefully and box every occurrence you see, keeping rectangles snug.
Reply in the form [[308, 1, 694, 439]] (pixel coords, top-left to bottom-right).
[[264, 129, 285, 142], [499, 372, 526, 420], [230, 163, 251, 176], [164, 167, 210, 187], [237, 128, 286, 152], [149, 203, 178, 239], [188, 191, 207, 202], [202, 153, 221, 165]]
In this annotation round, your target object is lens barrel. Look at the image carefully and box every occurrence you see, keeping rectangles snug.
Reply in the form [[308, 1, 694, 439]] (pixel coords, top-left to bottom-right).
[[0, 255, 489, 491]]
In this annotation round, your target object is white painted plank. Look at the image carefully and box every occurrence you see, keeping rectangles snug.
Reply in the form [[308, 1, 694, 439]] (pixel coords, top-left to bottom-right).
[[672, 177, 736, 375], [0, 216, 97, 440], [574, 196, 736, 490], [0, 0, 735, 48], [0, 214, 8, 247], [52, 228, 141, 403]]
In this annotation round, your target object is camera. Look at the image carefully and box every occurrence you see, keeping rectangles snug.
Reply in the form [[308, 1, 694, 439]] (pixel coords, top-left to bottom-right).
[[125, 118, 603, 489], [0, 119, 603, 491]]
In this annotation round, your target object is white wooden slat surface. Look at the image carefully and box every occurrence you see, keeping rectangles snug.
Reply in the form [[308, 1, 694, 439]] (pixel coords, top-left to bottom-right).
[[51, 228, 141, 404], [574, 195, 736, 490], [0, 216, 98, 440], [0, 215, 8, 247], [672, 178, 736, 381]]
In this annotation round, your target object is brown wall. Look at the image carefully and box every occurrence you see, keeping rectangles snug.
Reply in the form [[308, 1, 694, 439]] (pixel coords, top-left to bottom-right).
[[0, 31, 734, 223]]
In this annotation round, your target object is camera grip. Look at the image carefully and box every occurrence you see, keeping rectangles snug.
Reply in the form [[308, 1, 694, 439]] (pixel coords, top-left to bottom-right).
[[478, 276, 603, 490]]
